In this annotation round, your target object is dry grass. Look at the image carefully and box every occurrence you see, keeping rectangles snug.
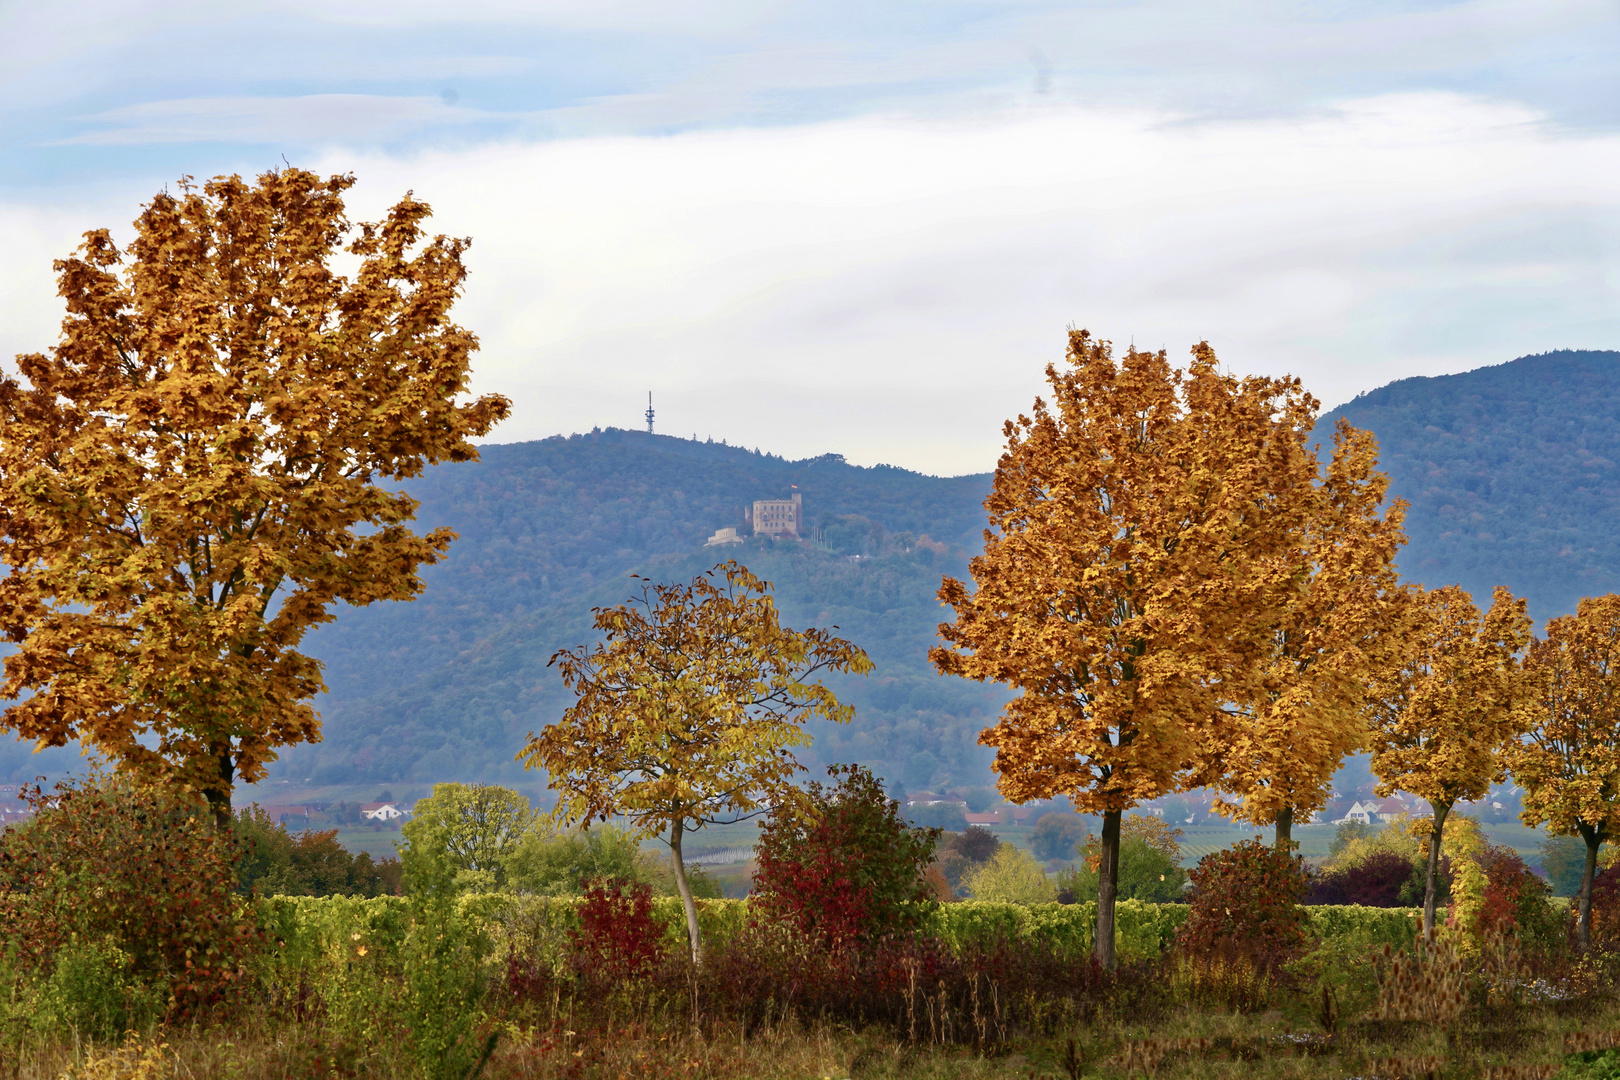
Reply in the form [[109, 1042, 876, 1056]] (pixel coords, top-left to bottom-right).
[[11, 991, 1620, 1080]]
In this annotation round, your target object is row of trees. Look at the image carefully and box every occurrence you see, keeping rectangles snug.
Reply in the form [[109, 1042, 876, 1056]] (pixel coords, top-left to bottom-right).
[[2, 173, 1614, 976], [928, 331, 1620, 962]]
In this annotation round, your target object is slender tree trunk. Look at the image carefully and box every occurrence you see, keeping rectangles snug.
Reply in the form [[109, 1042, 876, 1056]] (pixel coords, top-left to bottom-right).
[[1274, 805, 1294, 851], [1095, 809, 1122, 971], [669, 817, 704, 965], [1422, 801, 1451, 935], [1577, 822, 1604, 952], [203, 745, 235, 831]]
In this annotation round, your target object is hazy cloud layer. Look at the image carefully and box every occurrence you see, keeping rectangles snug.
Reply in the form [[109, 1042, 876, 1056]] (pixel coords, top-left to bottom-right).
[[1, 2, 1616, 474], [8, 91, 1613, 475]]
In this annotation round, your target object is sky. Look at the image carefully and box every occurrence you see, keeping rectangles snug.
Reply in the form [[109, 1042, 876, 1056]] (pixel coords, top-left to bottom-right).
[[2, 0, 1618, 475]]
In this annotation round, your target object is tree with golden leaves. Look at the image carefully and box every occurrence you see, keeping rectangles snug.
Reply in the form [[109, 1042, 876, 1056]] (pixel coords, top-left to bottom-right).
[[521, 561, 872, 963], [932, 329, 1328, 969], [1369, 584, 1532, 933], [1509, 593, 1620, 949], [0, 170, 509, 825], [1210, 422, 1408, 849]]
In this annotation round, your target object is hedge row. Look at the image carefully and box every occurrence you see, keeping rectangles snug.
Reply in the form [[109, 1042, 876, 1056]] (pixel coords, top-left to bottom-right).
[[256, 895, 1421, 968]]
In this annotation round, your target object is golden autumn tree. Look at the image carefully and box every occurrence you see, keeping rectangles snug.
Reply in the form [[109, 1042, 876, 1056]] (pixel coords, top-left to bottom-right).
[[1369, 584, 1532, 933], [1509, 593, 1620, 949], [1210, 422, 1408, 849], [931, 329, 1330, 969], [521, 561, 872, 963], [0, 170, 509, 825]]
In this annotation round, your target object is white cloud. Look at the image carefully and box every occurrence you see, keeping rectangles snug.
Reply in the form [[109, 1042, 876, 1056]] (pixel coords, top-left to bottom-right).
[[59, 94, 489, 147], [5, 92, 1618, 476]]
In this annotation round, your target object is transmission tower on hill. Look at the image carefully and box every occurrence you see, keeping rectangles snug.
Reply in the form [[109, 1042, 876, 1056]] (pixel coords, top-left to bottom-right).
[[645, 392, 655, 434]]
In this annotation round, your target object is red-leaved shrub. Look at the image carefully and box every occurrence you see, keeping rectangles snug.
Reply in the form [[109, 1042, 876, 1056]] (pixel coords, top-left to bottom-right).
[[0, 776, 261, 1016], [751, 764, 939, 949], [1476, 845, 1556, 939], [1177, 839, 1309, 974], [1306, 850, 1418, 907], [569, 877, 664, 981]]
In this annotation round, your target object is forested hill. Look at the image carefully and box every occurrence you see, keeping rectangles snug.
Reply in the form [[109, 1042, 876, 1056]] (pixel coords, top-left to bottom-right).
[[264, 431, 1006, 792], [5, 350, 1618, 789], [1316, 349, 1620, 622]]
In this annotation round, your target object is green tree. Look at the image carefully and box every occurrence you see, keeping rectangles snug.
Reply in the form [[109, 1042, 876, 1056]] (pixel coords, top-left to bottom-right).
[[1537, 835, 1589, 899], [1060, 835, 1187, 903], [522, 561, 872, 962], [961, 845, 1056, 904], [0, 169, 508, 824], [502, 821, 650, 896], [400, 783, 534, 893], [1030, 811, 1087, 861]]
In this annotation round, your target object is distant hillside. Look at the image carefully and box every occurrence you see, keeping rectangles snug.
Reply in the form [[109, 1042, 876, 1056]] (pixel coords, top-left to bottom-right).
[[7, 350, 1619, 790], [1316, 349, 1620, 621], [263, 430, 1006, 793]]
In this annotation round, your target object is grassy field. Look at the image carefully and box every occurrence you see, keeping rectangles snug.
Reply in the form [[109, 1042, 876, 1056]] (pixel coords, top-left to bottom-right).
[[332, 829, 405, 859]]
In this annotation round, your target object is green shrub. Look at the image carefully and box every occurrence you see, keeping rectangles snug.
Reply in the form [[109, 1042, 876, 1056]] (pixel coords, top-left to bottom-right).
[[1060, 835, 1188, 903], [502, 821, 652, 896], [1304, 905, 1422, 950], [31, 936, 164, 1045], [923, 899, 1187, 960], [0, 776, 260, 1016], [961, 846, 1055, 903]]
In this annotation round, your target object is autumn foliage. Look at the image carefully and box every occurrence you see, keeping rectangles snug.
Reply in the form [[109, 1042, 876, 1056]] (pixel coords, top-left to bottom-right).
[[569, 878, 666, 983], [1511, 592, 1620, 949], [0, 169, 509, 821], [931, 330, 1391, 967], [751, 764, 940, 949], [0, 776, 260, 1016], [1369, 584, 1532, 931], [1177, 840, 1310, 975], [524, 561, 872, 962]]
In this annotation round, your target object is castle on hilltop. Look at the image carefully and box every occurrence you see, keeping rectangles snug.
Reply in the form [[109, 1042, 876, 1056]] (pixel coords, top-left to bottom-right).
[[704, 491, 804, 546], [747, 492, 802, 539]]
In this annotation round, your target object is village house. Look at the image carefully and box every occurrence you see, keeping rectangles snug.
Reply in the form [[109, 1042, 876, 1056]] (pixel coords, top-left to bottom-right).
[[360, 801, 406, 822]]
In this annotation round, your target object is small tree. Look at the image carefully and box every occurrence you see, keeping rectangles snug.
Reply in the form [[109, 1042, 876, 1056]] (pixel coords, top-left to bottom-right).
[[401, 782, 535, 893], [751, 764, 939, 948], [1030, 811, 1088, 861], [932, 331, 1323, 968], [962, 846, 1057, 904], [1509, 593, 1620, 949], [521, 562, 872, 963], [0, 169, 508, 824], [1369, 584, 1532, 933]]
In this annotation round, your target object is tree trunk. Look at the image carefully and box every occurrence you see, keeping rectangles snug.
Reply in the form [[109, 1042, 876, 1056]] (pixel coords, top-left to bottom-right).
[[1274, 805, 1294, 851], [203, 745, 235, 831], [1095, 809, 1122, 971], [1422, 801, 1450, 935], [669, 817, 704, 965], [1577, 822, 1604, 952]]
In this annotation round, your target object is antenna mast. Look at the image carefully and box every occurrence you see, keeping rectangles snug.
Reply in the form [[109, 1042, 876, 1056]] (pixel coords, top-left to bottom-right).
[[645, 392, 655, 435]]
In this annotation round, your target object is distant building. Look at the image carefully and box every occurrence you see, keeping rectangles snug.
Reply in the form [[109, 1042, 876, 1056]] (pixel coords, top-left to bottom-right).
[[1336, 800, 1380, 826], [704, 527, 744, 547], [360, 802, 405, 822], [748, 492, 802, 539]]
